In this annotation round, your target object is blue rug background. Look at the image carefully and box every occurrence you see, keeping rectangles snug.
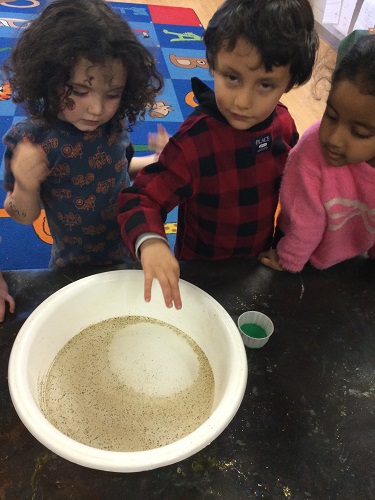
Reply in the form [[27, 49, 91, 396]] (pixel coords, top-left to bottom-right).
[[0, 1, 213, 270]]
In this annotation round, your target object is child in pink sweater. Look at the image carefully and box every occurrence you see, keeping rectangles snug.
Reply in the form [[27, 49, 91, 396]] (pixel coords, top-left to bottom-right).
[[260, 33, 375, 272]]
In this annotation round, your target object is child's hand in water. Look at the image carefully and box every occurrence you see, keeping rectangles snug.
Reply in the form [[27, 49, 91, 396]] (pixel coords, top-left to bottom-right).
[[11, 140, 49, 192], [258, 248, 285, 271], [140, 238, 182, 309], [148, 124, 169, 160]]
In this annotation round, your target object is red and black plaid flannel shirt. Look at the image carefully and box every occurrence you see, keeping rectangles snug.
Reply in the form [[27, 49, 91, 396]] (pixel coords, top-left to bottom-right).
[[118, 78, 298, 260]]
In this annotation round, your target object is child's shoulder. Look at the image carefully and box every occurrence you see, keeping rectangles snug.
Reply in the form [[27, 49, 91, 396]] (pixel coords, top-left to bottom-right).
[[4, 117, 67, 146], [298, 120, 322, 144], [271, 102, 298, 135], [274, 101, 295, 122], [5, 117, 48, 136], [3, 118, 37, 147], [275, 101, 289, 112], [288, 120, 323, 167]]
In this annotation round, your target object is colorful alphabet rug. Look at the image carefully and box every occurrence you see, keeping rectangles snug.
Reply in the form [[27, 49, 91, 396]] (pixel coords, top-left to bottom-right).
[[0, 1, 212, 269]]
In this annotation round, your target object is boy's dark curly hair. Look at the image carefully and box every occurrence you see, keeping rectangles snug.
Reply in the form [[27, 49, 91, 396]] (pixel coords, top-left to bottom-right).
[[203, 0, 319, 90], [3, 0, 163, 131]]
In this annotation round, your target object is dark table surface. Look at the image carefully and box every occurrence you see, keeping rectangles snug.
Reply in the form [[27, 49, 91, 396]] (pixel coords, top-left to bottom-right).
[[1, 257, 375, 499]]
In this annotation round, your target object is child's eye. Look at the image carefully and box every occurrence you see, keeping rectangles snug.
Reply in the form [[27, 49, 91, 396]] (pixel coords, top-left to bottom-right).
[[107, 94, 122, 99], [323, 110, 337, 121], [259, 82, 273, 91], [351, 129, 372, 139], [72, 89, 88, 97], [225, 74, 239, 84]]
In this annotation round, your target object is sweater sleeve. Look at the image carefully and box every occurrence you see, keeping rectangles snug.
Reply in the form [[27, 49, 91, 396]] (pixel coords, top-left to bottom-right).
[[276, 124, 326, 272], [117, 136, 194, 258]]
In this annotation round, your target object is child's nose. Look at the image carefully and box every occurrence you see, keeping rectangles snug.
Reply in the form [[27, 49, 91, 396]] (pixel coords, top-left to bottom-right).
[[328, 124, 346, 147], [234, 88, 253, 111], [88, 97, 104, 116]]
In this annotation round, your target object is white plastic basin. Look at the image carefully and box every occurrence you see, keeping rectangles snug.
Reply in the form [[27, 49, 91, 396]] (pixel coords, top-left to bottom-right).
[[8, 270, 247, 472]]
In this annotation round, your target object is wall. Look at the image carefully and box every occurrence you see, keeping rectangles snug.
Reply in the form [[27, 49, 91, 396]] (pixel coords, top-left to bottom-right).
[[311, 0, 375, 50]]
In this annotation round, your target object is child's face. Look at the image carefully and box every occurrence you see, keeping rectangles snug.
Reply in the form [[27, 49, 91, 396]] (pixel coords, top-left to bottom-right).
[[319, 79, 375, 167], [212, 38, 291, 131], [58, 57, 126, 132]]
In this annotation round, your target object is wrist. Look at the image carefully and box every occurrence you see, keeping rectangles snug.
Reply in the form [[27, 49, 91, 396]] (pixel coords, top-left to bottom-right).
[[140, 237, 169, 253], [13, 180, 41, 196]]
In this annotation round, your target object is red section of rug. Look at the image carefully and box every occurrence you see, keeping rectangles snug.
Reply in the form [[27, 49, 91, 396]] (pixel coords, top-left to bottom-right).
[[148, 5, 202, 26]]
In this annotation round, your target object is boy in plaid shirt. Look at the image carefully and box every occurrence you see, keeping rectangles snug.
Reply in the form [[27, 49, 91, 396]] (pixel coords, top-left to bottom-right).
[[118, 0, 319, 308]]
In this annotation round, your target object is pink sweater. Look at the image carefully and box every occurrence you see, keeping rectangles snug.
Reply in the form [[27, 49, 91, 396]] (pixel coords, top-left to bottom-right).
[[277, 120, 375, 272]]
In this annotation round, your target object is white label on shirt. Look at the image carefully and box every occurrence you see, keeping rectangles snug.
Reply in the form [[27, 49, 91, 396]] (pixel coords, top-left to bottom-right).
[[254, 134, 272, 154]]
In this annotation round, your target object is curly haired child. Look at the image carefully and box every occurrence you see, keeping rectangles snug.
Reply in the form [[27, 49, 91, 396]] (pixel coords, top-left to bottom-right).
[[2, 0, 164, 268]]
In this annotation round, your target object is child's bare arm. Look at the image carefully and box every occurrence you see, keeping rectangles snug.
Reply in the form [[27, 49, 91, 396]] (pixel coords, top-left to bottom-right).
[[128, 125, 169, 180], [147, 124, 169, 158], [0, 272, 15, 322], [139, 238, 182, 309], [4, 142, 49, 224]]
